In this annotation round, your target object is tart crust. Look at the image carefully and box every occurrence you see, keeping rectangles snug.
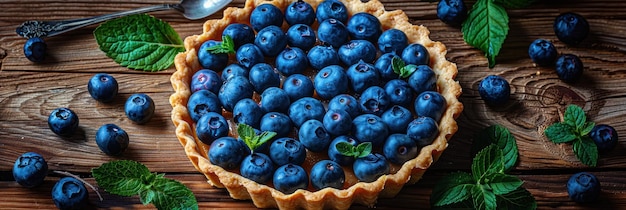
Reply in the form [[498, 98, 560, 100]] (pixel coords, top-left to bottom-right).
[[169, 0, 463, 209]]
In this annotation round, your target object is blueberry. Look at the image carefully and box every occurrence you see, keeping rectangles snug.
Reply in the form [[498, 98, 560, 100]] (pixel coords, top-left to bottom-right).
[[285, 1, 315, 26], [288, 97, 326, 128], [95, 124, 129, 156], [590, 124, 618, 153], [555, 54, 584, 83], [375, 53, 401, 81], [528, 39, 558, 67], [198, 40, 229, 71], [554, 12, 589, 45], [408, 65, 437, 95], [236, 43, 265, 69], [381, 105, 413, 134], [317, 18, 349, 48], [269, 137, 306, 166], [12, 152, 48, 188], [298, 119, 332, 152], [282, 74, 314, 101], [209, 137, 250, 170], [315, 0, 348, 23], [346, 12, 382, 43], [323, 109, 353, 136], [353, 153, 390, 182], [187, 89, 222, 123], [260, 87, 291, 113], [233, 98, 264, 128], [195, 112, 229, 145], [260, 112, 293, 137], [314, 65, 349, 100], [87, 73, 118, 103], [352, 114, 389, 147], [359, 86, 390, 116], [273, 164, 309, 194], [48, 107, 79, 137], [249, 63, 281, 93], [254, 25, 287, 57], [124, 93, 155, 124], [250, 4, 284, 32], [384, 79, 413, 108], [328, 94, 361, 119], [414, 91, 447, 122], [478, 75, 510, 107], [286, 24, 317, 51], [24, 37, 46, 63], [190, 69, 223, 94], [307, 45, 340, 70], [437, 0, 468, 26], [51, 177, 89, 210], [218, 76, 254, 112], [346, 60, 380, 93], [378, 29, 408, 56], [276, 47, 308, 76], [310, 160, 345, 190], [567, 172, 601, 203], [402, 43, 430, 65], [221, 63, 249, 81], [328, 136, 359, 166], [222, 23, 255, 49], [383, 134, 419, 165], [407, 116, 439, 147], [240, 153, 275, 184], [338, 40, 377, 66]]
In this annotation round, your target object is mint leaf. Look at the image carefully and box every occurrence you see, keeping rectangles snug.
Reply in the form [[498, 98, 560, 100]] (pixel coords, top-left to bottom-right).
[[472, 145, 504, 181], [94, 14, 184, 71], [472, 125, 519, 172], [207, 35, 236, 54], [336, 142, 372, 158], [544, 122, 577, 143], [496, 187, 537, 210], [573, 136, 598, 167], [471, 185, 497, 210], [431, 172, 475, 206], [493, 0, 535, 9], [391, 57, 417, 78], [146, 178, 198, 210], [237, 124, 276, 151], [462, 0, 509, 68], [580, 121, 596, 136], [355, 142, 372, 158], [564, 104, 586, 129], [482, 173, 523, 195]]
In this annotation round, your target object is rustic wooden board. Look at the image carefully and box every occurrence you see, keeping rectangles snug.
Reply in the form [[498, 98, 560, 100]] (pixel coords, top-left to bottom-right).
[[1, 0, 626, 209]]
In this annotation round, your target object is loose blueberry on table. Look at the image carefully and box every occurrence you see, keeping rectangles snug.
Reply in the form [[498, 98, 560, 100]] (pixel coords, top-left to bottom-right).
[[528, 39, 558, 67], [478, 75, 511, 107], [555, 53, 584, 83], [436, 0, 467, 26], [589, 124, 618, 153], [24, 37, 47, 63], [87, 73, 118, 103], [48, 107, 79, 138], [567, 172, 601, 203], [51, 177, 90, 210], [95, 124, 129, 156], [124, 93, 155, 124], [554, 12, 590, 45], [13, 152, 48, 188]]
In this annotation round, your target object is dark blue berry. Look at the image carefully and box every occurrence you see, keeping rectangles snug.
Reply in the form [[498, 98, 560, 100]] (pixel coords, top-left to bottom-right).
[[554, 12, 589, 45], [383, 134, 418, 165], [222, 23, 255, 49], [250, 4, 284, 32], [528, 39, 558, 67], [273, 164, 309, 194], [338, 40, 377, 66], [52, 177, 89, 210], [221, 63, 249, 81], [24, 37, 46, 63], [375, 53, 401, 81], [233, 98, 264, 128], [187, 89, 221, 123], [209, 137, 250, 170], [124, 93, 155, 124], [12, 152, 48, 188], [298, 119, 332, 152], [377, 29, 408, 56], [328, 94, 361, 119], [590, 124, 618, 153], [359, 86, 390, 116], [198, 40, 228, 71], [276, 47, 308, 76], [307, 45, 340, 70], [286, 24, 317, 51], [316, 0, 348, 23], [288, 97, 326, 128], [408, 65, 437, 95], [353, 153, 389, 182], [317, 18, 349, 48], [384, 79, 413, 108], [407, 116, 439, 147], [95, 124, 129, 156], [414, 91, 447, 122], [195, 112, 229, 145], [236, 43, 265, 69], [323, 109, 353, 136], [314, 65, 349, 100], [346, 12, 383, 43], [191, 69, 222, 94], [478, 75, 510, 107], [249, 63, 281, 94], [282, 74, 314, 101], [346, 60, 380, 93], [255, 25, 288, 57], [328, 136, 359, 166], [218, 76, 254, 112], [269, 137, 306, 166], [310, 160, 345, 190], [260, 112, 293, 137], [555, 54, 584, 83], [87, 73, 118, 103], [240, 153, 275, 184], [381, 105, 413, 134], [352, 114, 389, 147], [567, 172, 601, 203], [285, 1, 315, 26], [260, 87, 291, 113], [48, 107, 79, 137], [437, 0, 468, 26], [402, 43, 430, 65]]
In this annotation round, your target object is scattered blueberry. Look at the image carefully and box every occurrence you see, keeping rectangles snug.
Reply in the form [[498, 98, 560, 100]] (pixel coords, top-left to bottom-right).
[[590, 124, 618, 153], [282, 74, 314, 101], [414, 91, 447, 122], [285, 1, 316, 26], [314, 65, 349, 100], [554, 12, 589, 45], [233, 98, 264, 128], [198, 40, 229, 71], [383, 133, 419, 165], [249, 63, 281, 94], [51, 177, 89, 210], [317, 18, 349, 48], [328, 94, 361, 119], [218, 75, 254, 112], [195, 112, 229, 145], [24, 37, 46, 63], [48, 107, 79, 137], [310, 160, 345, 190], [269, 137, 306, 166], [124, 93, 155, 124], [13, 152, 48, 188], [528, 39, 558, 67], [338, 40, 377, 66], [288, 97, 326, 128], [95, 124, 129, 156], [260, 112, 293, 138], [346, 60, 380, 93], [567, 172, 601, 203], [359, 86, 390, 116], [260, 87, 291, 113], [353, 153, 390, 182], [402, 43, 430, 65], [315, 0, 348, 23], [381, 105, 413, 134], [191, 69, 223, 94], [437, 0, 468, 26], [478, 75, 511, 107], [209, 137, 250, 170], [307, 45, 340, 70], [328, 135, 359, 166], [555, 54, 584, 83], [352, 114, 389, 147], [187, 89, 221, 123], [346, 12, 383, 43], [323, 109, 353, 136], [407, 116, 439, 147], [250, 4, 284, 32], [377, 29, 408, 56], [240, 153, 275, 184], [236, 43, 265, 69], [254, 25, 288, 57], [286, 24, 317, 51], [299, 119, 332, 152], [276, 47, 308, 76], [87, 73, 118, 103], [222, 23, 255, 49]]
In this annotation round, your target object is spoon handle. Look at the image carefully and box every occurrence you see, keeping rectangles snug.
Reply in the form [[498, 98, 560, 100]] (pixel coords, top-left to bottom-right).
[[16, 4, 179, 38]]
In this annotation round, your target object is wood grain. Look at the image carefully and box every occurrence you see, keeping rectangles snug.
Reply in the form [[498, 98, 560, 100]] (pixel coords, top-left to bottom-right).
[[1, 0, 626, 209]]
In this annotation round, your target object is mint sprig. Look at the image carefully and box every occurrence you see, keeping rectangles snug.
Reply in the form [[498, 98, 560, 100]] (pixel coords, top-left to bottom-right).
[[544, 104, 598, 166], [207, 35, 236, 54], [92, 160, 198, 210], [391, 57, 418, 78], [94, 14, 185, 71], [237, 124, 276, 152], [336, 142, 372, 158], [431, 125, 536, 210]]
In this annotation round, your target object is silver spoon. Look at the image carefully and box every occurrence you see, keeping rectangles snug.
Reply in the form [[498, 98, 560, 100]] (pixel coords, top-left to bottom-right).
[[16, 0, 232, 38]]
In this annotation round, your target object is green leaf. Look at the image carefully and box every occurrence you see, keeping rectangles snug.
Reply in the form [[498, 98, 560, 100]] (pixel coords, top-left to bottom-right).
[[471, 185, 497, 210], [472, 145, 504, 181], [493, 0, 535, 9], [544, 123, 577, 143], [462, 0, 509, 68], [580, 121, 596, 136], [336, 142, 373, 158], [91, 160, 152, 196], [356, 142, 373, 158], [573, 136, 598, 167], [431, 172, 476, 207], [496, 187, 537, 210], [482, 173, 523, 195], [147, 178, 198, 210], [391, 57, 417, 78], [237, 124, 276, 151], [207, 35, 236, 54], [472, 125, 519, 172], [93, 14, 184, 71], [564, 104, 587, 130]]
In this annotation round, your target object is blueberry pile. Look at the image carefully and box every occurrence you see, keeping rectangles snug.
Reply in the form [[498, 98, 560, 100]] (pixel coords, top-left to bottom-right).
[[188, 0, 448, 193]]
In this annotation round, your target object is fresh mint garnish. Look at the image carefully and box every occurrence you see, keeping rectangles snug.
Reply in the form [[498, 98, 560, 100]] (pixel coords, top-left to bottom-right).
[[544, 104, 598, 166], [92, 160, 198, 210], [237, 123, 276, 152], [207, 35, 236, 54], [94, 14, 185, 71], [431, 125, 536, 210], [391, 57, 418, 78], [336, 142, 372, 158]]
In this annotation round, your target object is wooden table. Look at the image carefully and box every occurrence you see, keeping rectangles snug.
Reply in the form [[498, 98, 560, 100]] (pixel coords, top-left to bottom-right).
[[1, 0, 626, 209]]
